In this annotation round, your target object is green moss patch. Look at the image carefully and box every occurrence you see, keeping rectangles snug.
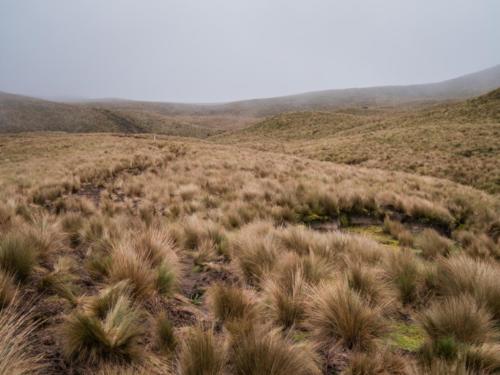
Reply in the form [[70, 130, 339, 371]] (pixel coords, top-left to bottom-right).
[[389, 322, 425, 352], [346, 225, 400, 247]]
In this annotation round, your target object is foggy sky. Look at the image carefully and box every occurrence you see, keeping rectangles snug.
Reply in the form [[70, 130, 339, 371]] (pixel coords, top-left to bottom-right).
[[1, 0, 499, 103]]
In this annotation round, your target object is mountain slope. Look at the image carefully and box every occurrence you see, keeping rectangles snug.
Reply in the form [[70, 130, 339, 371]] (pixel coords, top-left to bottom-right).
[[215, 89, 500, 193], [85, 64, 500, 119], [0, 92, 221, 137], [2, 64, 499, 135], [208, 64, 500, 117]]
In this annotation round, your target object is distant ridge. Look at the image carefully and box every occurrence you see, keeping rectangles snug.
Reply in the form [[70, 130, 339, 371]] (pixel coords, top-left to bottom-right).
[[1, 64, 499, 134]]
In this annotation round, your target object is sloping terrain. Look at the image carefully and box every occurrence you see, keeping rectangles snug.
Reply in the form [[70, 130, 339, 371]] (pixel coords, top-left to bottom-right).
[[0, 92, 222, 137], [0, 133, 499, 374], [88, 64, 500, 119], [216, 89, 500, 193], [2, 64, 500, 135]]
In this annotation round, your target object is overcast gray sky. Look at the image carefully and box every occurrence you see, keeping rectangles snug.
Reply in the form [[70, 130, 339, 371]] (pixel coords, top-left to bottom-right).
[[0, 0, 499, 102]]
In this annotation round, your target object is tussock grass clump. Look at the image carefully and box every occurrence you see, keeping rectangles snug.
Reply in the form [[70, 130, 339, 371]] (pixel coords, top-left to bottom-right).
[[419, 295, 495, 345], [179, 216, 228, 255], [346, 262, 394, 311], [383, 217, 414, 247], [192, 239, 218, 268], [0, 202, 14, 229], [435, 255, 500, 321], [276, 225, 322, 256], [0, 232, 38, 281], [307, 281, 388, 351], [300, 187, 339, 221], [228, 326, 321, 375], [464, 343, 500, 374], [231, 225, 279, 285], [0, 307, 45, 374], [133, 228, 178, 268], [0, 270, 16, 308], [178, 326, 226, 375], [96, 362, 170, 375], [384, 249, 423, 305], [415, 228, 454, 259], [409, 360, 472, 375], [32, 184, 66, 205], [86, 281, 133, 319], [262, 270, 307, 329], [61, 212, 85, 246], [455, 230, 499, 260], [207, 284, 255, 324], [39, 256, 79, 305], [295, 252, 335, 284], [25, 213, 64, 259], [61, 295, 144, 364], [133, 228, 180, 296], [403, 197, 454, 230], [342, 351, 408, 375], [154, 313, 177, 353], [79, 215, 117, 253], [108, 246, 156, 300]]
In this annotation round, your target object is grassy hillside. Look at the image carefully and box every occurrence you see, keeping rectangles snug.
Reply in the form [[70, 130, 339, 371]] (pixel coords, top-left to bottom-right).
[[102, 64, 500, 118], [216, 89, 500, 193], [0, 133, 499, 374], [0, 92, 222, 137], [2, 64, 499, 136]]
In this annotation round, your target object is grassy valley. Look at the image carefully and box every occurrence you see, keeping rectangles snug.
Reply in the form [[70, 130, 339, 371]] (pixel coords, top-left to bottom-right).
[[0, 134, 499, 374], [0, 66, 499, 375]]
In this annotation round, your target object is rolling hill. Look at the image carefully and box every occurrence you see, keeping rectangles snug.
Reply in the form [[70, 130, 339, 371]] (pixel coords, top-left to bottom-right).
[[215, 89, 500, 193], [0, 92, 222, 137], [1, 64, 500, 135]]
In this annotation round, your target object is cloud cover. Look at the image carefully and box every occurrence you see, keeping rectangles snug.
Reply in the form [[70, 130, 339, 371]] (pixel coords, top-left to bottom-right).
[[0, 0, 499, 102]]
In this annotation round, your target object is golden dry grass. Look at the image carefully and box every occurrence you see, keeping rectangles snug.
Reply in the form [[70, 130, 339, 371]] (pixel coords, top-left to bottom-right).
[[215, 89, 500, 193], [0, 133, 498, 374]]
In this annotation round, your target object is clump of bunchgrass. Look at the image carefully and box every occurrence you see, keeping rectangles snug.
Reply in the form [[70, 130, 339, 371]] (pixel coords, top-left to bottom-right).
[[61, 294, 144, 364], [383, 217, 414, 247], [39, 256, 79, 305], [231, 225, 279, 286], [435, 255, 500, 321], [346, 262, 394, 311], [384, 249, 423, 305], [108, 245, 156, 300], [0, 270, 17, 309], [207, 284, 256, 325], [262, 270, 307, 329], [228, 325, 321, 375], [0, 232, 38, 281], [342, 350, 408, 375], [415, 228, 454, 259], [306, 280, 388, 351], [464, 343, 500, 374], [178, 326, 226, 375], [0, 306, 45, 374], [154, 313, 177, 353], [419, 295, 494, 345]]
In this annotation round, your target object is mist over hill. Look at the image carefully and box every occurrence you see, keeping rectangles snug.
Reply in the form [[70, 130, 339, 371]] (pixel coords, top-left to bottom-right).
[[1, 64, 499, 135]]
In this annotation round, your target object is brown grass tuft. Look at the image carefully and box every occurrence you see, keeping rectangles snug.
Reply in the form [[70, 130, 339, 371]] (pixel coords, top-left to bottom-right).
[[419, 295, 495, 345], [415, 228, 454, 259], [0, 232, 38, 282], [207, 284, 256, 325], [0, 307, 45, 374], [307, 280, 388, 351], [228, 325, 321, 375], [262, 270, 307, 329], [61, 294, 144, 364], [178, 326, 226, 375]]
